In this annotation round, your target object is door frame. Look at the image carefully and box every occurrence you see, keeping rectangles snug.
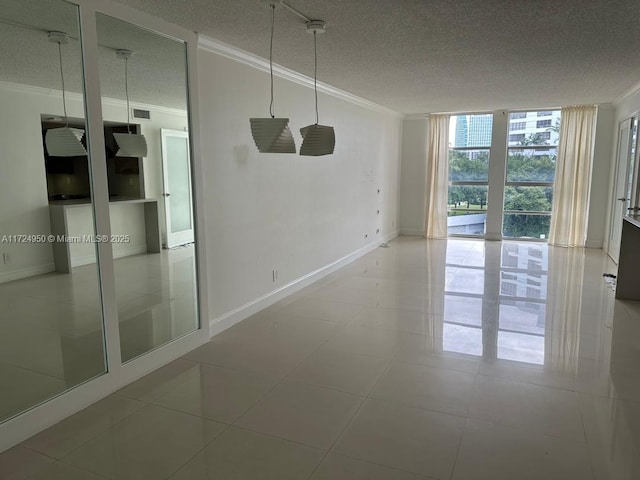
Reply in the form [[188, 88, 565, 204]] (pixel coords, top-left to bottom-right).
[[607, 118, 635, 262]]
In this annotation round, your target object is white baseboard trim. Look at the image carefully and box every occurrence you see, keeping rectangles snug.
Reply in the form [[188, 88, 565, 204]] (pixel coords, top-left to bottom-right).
[[585, 240, 603, 249], [399, 229, 425, 236], [209, 231, 398, 337], [0, 263, 55, 284]]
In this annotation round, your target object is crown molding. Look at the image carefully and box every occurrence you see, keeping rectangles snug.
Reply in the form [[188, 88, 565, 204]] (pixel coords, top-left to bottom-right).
[[403, 114, 429, 120], [197, 35, 403, 118], [614, 80, 640, 107]]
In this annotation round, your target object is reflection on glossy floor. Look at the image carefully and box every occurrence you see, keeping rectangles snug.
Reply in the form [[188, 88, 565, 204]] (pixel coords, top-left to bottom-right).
[[0, 246, 197, 423], [3, 237, 640, 479]]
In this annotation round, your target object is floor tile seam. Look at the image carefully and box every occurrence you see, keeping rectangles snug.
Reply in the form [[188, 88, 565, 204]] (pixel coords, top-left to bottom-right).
[[475, 370, 577, 391], [311, 344, 401, 361], [313, 451, 442, 480], [228, 423, 329, 454], [158, 422, 233, 480], [474, 372, 582, 394], [448, 414, 471, 480], [46, 402, 207, 463], [463, 413, 589, 445], [50, 458, 112, 479], [362, 394, 470, 423], [391, 356, 480, 376]]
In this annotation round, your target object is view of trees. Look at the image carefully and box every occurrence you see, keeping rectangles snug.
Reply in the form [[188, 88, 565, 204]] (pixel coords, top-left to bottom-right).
[[449, 134, 556, 238]]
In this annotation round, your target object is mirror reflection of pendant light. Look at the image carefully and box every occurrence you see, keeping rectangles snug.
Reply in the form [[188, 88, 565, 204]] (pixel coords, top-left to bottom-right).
[[114, 49, 148, 157], [250, 3, 296, 154], [299, 20, 335, 156], [45, 31, 87, 157]]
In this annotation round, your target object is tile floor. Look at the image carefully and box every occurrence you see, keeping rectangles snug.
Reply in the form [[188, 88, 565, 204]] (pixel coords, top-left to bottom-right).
[[0, 246, 198, 422], [2, 237, 640, 479]]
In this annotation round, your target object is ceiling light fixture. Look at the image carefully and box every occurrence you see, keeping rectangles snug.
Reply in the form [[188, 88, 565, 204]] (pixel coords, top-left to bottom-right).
[[299, 19, 335, 156], [45, 31, 87, 157], [250, 3, 296, 153], [114, 49, 148, 157]]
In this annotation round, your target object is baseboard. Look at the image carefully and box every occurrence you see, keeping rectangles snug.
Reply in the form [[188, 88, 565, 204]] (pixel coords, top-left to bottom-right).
[[209, 231, 399, 337], [0, 263, 55, 284], [399, 228, 425, 236], [585, 239, 603, 249]]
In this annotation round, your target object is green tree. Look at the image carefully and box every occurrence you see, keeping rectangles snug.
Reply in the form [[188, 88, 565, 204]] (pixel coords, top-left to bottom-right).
[[503, 186, 551, 238]]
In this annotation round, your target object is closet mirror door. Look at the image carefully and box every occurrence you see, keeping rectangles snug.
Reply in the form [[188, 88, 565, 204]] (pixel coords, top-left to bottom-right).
[[95, 13, 199, 362], [0, 0, 107, 422]]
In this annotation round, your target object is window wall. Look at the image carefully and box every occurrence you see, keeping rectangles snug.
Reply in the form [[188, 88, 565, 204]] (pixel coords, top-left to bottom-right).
[[447, 110, 561, 240]]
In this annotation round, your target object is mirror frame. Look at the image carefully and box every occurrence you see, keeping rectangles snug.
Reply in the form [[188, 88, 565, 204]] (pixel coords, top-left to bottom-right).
[[0, 0, 209, 452]]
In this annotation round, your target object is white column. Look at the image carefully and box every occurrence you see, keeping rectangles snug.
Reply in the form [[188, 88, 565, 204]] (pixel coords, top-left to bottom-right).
[[486, 110, 508, 240]]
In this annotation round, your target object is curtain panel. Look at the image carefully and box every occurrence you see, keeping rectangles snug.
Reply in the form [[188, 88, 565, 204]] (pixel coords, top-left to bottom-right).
[[425, 114, 450, 238], [549, 105, 597, 247]]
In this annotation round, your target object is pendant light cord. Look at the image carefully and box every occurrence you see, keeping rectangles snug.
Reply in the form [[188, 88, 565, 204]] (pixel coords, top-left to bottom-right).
[[313, 30, 318, 125], [124, 57, 132, 133], [57, 42, 68, 126], [269, 4, 275, 118]]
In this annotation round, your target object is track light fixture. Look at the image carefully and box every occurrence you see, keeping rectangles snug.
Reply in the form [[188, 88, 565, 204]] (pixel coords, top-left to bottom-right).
[[113, 49, 147, 157], [250, 2, 297, 153], [45, 31, 87, 157]]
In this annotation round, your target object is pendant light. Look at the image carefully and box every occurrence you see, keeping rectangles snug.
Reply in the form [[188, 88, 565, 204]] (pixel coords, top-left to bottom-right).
[[250, 3, 296, 153], [114, 49, 148, 157], [45, 31, 87, 157], [299, 20, 335, 156]]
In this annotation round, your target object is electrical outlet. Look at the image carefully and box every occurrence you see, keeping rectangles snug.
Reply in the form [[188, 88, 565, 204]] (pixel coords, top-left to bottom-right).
[[2, 253, 10, 264], [272, 269, 278, 282]]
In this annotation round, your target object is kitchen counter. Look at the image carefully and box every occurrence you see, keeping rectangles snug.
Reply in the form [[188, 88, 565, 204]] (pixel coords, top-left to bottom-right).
[[616, 215, 640, 299], [49, 198, 161, 273]]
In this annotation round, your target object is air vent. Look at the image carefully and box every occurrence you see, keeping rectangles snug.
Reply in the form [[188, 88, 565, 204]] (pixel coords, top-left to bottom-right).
[[133, 109, 150, 120]]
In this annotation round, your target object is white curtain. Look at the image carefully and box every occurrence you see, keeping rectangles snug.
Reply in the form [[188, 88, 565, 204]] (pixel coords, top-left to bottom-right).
[[548, 105, 597, 247], [425, 114, 450, 238]]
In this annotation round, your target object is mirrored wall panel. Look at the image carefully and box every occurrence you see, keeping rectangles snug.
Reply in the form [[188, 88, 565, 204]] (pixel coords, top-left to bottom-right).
[[96, 14, 199, 362], [0, 0, 106, 422]]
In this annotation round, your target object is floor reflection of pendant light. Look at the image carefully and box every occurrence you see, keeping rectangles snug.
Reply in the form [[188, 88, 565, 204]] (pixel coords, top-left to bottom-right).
[[45, 31, 87, 157], [250, 3, 296, 153], [114, 49, 148, 157], [299, 20, 335, 156]]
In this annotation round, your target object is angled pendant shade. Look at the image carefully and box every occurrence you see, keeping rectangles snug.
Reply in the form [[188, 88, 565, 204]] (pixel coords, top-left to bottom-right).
[[250, 118, 296, 153], [46, 127, 87, 157], [300, 124, 335, 156], [113, 132, 148, 157], [300, 20, 335, 156], [115, 49, 147, 157], [249, 3, 296, 153], [46, 31, 87, 157]]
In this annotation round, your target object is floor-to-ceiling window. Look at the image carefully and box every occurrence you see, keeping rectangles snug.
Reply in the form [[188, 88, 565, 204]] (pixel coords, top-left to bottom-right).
[[447, 110, 561, 240], [503, 110, 561, 239], [447, 114, 492, 236]]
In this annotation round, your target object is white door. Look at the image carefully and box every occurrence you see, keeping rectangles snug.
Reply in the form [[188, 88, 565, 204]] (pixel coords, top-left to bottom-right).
[[608, 119, 634, 262], [161, 129, 194, 248]]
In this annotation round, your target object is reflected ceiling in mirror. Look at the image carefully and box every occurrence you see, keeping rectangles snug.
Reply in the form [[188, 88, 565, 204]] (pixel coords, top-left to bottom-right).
[[0, 0, 188, 110]]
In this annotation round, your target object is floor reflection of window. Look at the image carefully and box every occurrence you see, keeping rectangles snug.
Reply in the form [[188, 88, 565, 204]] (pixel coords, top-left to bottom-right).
[[442, 240, 549, 364], [497, 243, 548, 365]]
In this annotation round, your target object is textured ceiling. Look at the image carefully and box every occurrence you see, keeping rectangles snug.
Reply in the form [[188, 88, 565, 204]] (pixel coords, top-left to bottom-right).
[[3, 0, 640, 114], [111, 0, 640, 114]]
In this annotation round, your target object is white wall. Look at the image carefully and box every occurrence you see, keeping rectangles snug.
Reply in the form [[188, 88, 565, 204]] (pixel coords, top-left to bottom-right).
[[586, 105, 615, 248], [399, 117, 428, 235], [0, 82, 188, 283], [196, 49, 403, 325]]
